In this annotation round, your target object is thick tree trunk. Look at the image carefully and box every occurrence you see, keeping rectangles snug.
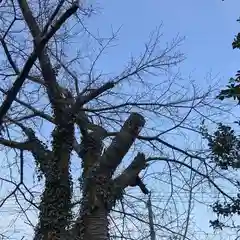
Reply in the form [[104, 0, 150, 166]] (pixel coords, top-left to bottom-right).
[[33, 121, 74, 240], [70, 128, 110, 240], [70, 113, 147, 240], [79, 205, 109, 240], [72, 180, 110, 240]]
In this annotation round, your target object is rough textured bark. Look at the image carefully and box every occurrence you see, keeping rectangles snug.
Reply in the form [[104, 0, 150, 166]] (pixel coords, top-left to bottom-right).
[[34, 118, 74, 239], [72, 181, 110, 240], [71, 127, 111, 240], [68, 112, 148, 240]]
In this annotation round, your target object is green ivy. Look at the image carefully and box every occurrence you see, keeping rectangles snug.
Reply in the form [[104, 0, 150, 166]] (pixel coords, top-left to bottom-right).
[[209, 14, 240, 231], [217, 19, 240, 103]]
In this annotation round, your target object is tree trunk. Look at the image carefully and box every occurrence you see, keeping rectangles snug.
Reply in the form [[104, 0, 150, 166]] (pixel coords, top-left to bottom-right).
[[72, 179, 110, 240], [80, 205, 109, 240]]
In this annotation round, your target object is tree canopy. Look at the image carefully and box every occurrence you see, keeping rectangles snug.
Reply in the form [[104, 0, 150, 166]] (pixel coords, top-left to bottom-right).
[[0, 1, 238, 240]]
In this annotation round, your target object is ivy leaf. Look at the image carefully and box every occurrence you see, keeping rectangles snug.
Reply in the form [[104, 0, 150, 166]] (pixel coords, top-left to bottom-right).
[[229, 77, 236, 83], [217, 95, 225, 100], [232, 33, 240, 49]]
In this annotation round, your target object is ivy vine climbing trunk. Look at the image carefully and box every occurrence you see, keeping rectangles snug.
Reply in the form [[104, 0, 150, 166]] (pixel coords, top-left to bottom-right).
[[71, 113, 147, 240], [16, 2, 149, 239], [16, 1, 78, 238]]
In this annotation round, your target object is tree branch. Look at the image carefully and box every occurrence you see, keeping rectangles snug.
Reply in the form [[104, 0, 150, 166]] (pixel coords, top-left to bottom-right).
[[147, 157, 234, 201], [0, 37, 19, 73], [0, 87, 95, 161], [0, 1, 79, 128], [98, 112, 145, 177], [0, 137, 29, 150], [113, 153, 149, 195], [0, 87, 54, 123], [138, 135, 199, 159], [6, 117, 53, 175], [41, 0, 65, 35], [72, 81, 116, 114]]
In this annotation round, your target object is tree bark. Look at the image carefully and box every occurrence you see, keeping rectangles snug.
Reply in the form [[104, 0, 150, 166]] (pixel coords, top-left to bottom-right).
[[72, 185, 110, 240]]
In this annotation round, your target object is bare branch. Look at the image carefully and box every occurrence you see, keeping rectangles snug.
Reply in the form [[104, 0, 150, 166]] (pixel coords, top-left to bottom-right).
[[99, 113, 145, 177], [72, 81, 116, 113], [0, 137, 29, 150], [138, 135, 199, 159], [41, 0, 65, 35], [147, 156, 234, 201], [0, 1, 79, 127], [113, 153, 148, 193], [6, 117, 53, 175], [147, 193, 156, 240]]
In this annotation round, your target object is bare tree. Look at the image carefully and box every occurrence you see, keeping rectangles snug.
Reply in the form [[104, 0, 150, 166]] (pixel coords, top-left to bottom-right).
[[0, 1, 235, 240]]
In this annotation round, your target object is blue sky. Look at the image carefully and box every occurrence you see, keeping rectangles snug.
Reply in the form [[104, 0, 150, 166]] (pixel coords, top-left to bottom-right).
[[87, 0, 240, 86]]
